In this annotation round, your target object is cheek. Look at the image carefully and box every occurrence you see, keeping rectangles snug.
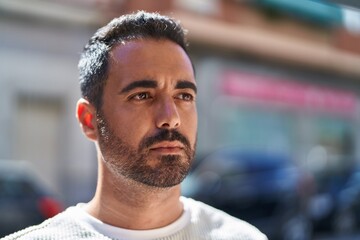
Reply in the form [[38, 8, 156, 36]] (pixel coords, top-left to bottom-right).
[[181, 109, 198, 141], [191, 116, 198, 142], [108, 109, 150, 147]]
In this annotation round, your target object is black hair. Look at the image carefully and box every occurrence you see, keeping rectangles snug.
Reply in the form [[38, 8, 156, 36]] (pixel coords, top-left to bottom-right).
[[78, 11, 190, 109]]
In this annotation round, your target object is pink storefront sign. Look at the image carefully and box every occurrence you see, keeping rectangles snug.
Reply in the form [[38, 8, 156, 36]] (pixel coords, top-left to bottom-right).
[[221, 71, 357, 116]]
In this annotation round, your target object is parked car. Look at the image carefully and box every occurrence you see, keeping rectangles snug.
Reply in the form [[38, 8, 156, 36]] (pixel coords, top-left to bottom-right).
[[0, 160, 63, 237], [182, 148, 313, 240], [307, 166, 356, 233], [332, 168, 360, 234]]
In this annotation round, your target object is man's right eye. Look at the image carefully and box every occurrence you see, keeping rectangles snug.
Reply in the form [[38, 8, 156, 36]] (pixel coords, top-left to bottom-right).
[[130, 92, 151, 100]]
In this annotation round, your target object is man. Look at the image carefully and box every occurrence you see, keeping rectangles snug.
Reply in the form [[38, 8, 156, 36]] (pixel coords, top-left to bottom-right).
[[3, 11, 267, 240]]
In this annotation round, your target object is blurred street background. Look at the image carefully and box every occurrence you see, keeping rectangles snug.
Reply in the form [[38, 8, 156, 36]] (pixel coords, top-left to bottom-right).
[[1, 0, 360, 239]]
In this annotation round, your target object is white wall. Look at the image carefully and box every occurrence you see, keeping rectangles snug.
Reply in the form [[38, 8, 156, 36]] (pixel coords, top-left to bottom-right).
[[0, 17, 98, 205]]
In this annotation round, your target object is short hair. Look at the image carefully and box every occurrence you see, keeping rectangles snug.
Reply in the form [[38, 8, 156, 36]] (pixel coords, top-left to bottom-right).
[[78, 11, 190, 109]]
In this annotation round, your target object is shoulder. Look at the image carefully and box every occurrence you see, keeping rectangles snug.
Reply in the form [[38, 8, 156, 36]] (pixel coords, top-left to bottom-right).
[[1, 207, 106, 240], [182, 197, 268, 240]]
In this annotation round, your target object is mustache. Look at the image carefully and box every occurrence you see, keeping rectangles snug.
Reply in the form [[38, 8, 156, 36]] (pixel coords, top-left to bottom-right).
[[140, 129, 191, 150]]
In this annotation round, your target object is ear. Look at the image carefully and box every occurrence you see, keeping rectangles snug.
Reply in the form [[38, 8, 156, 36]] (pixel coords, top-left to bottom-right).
[[76, 98, 97, 141]]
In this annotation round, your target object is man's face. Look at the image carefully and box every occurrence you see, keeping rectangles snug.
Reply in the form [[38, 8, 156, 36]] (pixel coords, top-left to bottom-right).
[[96, 39, 197, 188]]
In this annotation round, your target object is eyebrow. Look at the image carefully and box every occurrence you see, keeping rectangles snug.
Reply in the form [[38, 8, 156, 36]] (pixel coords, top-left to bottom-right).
[[119, 80, 157, 94], [176, 80, 197, 93], [119, 79, 197, 94]]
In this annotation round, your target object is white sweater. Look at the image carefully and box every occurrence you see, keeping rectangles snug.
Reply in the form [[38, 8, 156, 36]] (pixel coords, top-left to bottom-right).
[[2, 197, 267, 240]]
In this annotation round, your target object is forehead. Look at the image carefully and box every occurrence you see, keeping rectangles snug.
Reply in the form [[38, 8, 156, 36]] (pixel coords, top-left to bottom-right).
[[107, 39, 195, 88]]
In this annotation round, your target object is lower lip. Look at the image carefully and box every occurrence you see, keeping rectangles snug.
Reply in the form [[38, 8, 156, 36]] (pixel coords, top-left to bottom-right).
[[150, 147, 183, 154]]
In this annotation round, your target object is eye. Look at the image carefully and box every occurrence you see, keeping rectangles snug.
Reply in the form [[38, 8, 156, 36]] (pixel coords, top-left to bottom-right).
[[130, 92, 151, 101], [177, 93, 195, 101]]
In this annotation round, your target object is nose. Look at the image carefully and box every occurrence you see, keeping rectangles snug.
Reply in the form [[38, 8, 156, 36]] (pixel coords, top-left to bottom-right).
[[155, 97, 180, 129]]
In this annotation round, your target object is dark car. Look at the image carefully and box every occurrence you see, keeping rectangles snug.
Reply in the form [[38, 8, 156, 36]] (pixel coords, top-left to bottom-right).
[[182, 148, 313, 240], [0, 160, 63, 237], [306, 166, 357, 234], [331, 169, 360, 234]]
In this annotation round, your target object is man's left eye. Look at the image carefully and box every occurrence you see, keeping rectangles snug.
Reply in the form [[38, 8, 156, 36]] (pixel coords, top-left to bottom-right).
[[177, 93, 194, 101]]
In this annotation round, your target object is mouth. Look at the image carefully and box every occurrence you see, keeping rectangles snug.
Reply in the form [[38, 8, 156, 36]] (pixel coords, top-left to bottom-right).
[[149, 141, 184, 154]]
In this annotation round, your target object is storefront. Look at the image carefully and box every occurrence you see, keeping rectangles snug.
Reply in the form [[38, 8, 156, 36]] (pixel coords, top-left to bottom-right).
[[195, 57, 360, 176]]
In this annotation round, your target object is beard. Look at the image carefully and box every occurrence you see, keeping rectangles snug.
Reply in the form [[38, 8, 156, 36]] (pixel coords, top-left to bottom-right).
[[96, 111, 196, 188]]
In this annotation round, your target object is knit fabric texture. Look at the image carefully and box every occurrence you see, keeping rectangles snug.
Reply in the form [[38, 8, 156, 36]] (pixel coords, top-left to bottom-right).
[[1, 197, 267, 240]]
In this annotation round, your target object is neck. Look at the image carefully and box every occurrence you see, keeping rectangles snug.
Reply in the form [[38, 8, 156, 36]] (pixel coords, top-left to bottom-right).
[[85, 162, 183, 230]]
